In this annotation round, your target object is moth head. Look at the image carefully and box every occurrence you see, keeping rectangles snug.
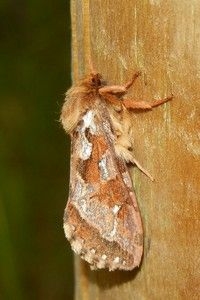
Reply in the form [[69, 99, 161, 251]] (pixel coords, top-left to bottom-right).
[[80, 72, 106, 92], [89, 73, 104, 88]]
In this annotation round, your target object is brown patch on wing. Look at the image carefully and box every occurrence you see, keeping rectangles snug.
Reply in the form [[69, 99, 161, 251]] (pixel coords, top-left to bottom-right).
[[81, 135, 108, 183]]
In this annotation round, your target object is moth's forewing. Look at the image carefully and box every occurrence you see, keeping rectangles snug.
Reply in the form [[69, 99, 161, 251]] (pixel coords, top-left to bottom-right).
[[63, 99, 143, 271]]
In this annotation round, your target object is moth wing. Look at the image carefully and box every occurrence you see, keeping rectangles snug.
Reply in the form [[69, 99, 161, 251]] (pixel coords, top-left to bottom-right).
[[64, 101, 143, 271]]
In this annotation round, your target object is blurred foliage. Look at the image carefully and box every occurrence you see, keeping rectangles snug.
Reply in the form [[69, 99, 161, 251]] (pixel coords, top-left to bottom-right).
[[0, 1, 73, 299]]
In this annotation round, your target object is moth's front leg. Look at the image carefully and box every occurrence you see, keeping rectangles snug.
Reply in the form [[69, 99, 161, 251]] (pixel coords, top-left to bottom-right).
[[98, 71, 141, 106]]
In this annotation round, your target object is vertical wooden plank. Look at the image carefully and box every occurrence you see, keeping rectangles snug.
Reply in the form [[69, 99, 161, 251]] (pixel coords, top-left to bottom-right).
[[70, 1, 200, 299]]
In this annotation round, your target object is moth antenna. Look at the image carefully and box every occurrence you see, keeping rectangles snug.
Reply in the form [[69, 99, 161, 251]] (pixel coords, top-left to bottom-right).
[[88, 57, 98, 75]]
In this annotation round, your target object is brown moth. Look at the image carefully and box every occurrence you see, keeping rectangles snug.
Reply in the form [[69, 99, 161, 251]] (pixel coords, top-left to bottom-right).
[[60, 71, 172, 271]]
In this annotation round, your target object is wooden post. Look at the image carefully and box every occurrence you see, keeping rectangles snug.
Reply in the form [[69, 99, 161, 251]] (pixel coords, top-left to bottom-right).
[[70, 1, 200, 299]]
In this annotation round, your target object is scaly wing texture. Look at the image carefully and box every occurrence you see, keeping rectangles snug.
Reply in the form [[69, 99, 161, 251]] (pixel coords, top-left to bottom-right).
[[63, 99, 143, 271]]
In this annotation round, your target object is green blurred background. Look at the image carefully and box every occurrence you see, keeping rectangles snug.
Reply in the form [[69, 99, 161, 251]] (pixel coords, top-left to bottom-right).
[[0, 1, 73, 299]]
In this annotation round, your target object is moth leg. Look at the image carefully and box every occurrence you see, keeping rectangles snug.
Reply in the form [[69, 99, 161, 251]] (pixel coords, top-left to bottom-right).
[[130, 156, 154, 181], [109, 109, 153, 180], [124, 71, 141, 89], [100, 93, 122, 106], [122, 95, 173, 110], [99, 72, 141, 100], [115, 143, 154, 181]]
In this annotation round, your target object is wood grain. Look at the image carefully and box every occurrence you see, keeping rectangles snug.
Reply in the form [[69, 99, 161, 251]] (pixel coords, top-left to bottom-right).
[[70, 1, 200, 299]]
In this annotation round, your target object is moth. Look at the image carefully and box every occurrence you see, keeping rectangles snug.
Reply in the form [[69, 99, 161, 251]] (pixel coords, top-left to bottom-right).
[[60, 70, 172, 271]]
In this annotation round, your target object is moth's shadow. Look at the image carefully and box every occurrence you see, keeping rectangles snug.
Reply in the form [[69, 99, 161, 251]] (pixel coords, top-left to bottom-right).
[[81, 261, 141, 289]]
